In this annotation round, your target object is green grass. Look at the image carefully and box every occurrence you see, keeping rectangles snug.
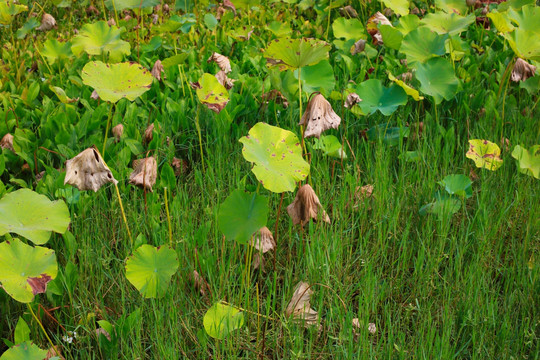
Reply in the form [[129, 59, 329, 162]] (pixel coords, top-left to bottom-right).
[[0, 1, 539, 359]]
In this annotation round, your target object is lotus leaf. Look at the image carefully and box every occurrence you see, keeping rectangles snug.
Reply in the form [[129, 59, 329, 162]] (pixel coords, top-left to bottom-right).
[[435, 0, 468, 14], [218, 190, 269, 244], [366, 123, 410, 146], [105, 0, 159, 10], [382, 0, 409, 16], [203, 302, 244, 340], [332, 18, 365, 41], [71, 21, 131, 62], [355, 79, 408, 115], [41, 39, 73, 65], [125, 245, 179, 299], [294, 60, 335, 95], [395, 14, 420, 35], [81, 61, 152, 103], [313, 135, 347, 159], [379, 25, 403, 50], [420, 12, 475, 35], [0, 238, 58, 303], [438, 174, 473, 198], [511, 145, 540, 179], [466, 139, 503, 171], [400, 27, 448, 64], [0, 1, 27, 25], [0, 189, 70, 245], [414, 57, 459, 104], [239, 123, 309, 193], [265, 38, 331, 71], [195, 73, 229, 113], [388, 73, 424, 101], [0, 341, 47, 360]]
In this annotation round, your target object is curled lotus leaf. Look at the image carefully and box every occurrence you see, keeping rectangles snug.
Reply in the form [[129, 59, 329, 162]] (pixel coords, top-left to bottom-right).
[[466, 139, 503, 171], [195, 73, 229, 113]]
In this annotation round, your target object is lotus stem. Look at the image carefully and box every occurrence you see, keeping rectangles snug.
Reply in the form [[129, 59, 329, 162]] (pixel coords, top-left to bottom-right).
[[220, 300, 276, 321], [195, 106, 205, 174], [102, 103, 114, 157], [114, 182, 133, 247], [273, 192, 285, 272], [164, 187, 173, 247], [27, 303, 60, 357]]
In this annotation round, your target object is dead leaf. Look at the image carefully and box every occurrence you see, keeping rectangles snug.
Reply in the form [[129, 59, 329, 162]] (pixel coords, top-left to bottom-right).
[[262, 89, 289, 108], [112, 124, 123, 142], [250, 227, 275, 253], [38, 13, 56, 31], [511, 58, 536, 82], [191, 270, 211, 297], [0, 133, 14, 151], [340, 5, 358, 18], [91, 90, 99, 100], [344, 93, 362, 108], [299, 94, 341, 139], [351, 39, 366, 55], [107, 18, 116, 27], [95, 327, 111, 341], [64, 147, 118, 192], [45, 346, 64, 360], [367, 12, 391, 45], [27, 274, 52, 295], [252, 252, 265, 271], [129, 157, 157, 192], [151, 60, 165, 81], [207, 52, 232, 74], [223, 0, 236, 15], [144, 123, 154, 145], [287, 184, 330, 226], [215, 70, 236, 90], [285, 281, 319, 328], [172, 157, 189, 176]]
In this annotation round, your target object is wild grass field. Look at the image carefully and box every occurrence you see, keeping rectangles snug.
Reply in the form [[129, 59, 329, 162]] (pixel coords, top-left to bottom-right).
[[0, 0, 539, 359]]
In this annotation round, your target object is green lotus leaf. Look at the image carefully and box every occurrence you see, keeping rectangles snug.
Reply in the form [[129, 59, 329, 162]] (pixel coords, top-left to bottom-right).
[[332, 18, 365, 41], [52, 0, 72, 7], [366, 123, 410, 146], [511, 145, 540, 179], [388, 73, 424, 101], [195, 73, 229, 113], [16, 18, 39, 39], [81, 61, 152, 103], [161, 53, 188, 68], [401, 27, 448, 64], [239, 122, 309, 193], [395, 14, 420, 35], [203, 302, 244, 340], [0, 341, 47, 360], [354, 79, 408, 115], [0, 238, 58, 303], [265, 38, 331, 71], [0, 189, 70, 245], [382, 0, 409, 16], [41, 39, 73, 65], [414, 57, 459, 104], [0, 1, 27, 25], [503, 29, 540, 61], [420, 12, 475, 35], [435, 0, 468, 14], [379, 25, 403, 50], [294, 60, 335, 95], [507, 4, 540, 32], [498, 0, 536, 11], [105, 0, 159, 10], [466, 139, 503, 171], [313, 135, 347, 159], [419, 194, 461, 217], [125, 245, 179, 299], [487, 11, 515, 33], [267, 21, 292, 38], [438, 174, 473, 198], [218, 190, 269, 244], [71, 21, 131, 62]]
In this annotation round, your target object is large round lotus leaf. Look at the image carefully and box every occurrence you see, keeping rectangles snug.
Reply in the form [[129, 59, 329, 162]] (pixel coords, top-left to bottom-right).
[[0, 2, 27, 25], [438, 174, 473, 198], [379, 25, 403, 50], [81, 61, 152, 103], [313, 135, 347, 159], [105, 0, 159, 10], [355, 79, 408, 116], [388, 73, 423, 101], [382, 0, 410, 16], [41, 39, 73, 65], [0, 238, 58, 303], [503, 29, 540, 61], [332, 18, 365, 41], [466, 139, 503, 171], [420, 12, 475, 35], [71, 21, 131, 62], [294, 60, 335, 95], [395, 14, 420, 35], [239, 123, 310, 193], [487, 11, 515, 33], [414, 57, 459, 104], [0, 189, 70, 245], [264, 38, 331, 71], [195, 73, 229, 113], [507, 4, 540, 32], [0, 341, 47, 360], [400, 27, 448, 64], [218, 190, 268, 244], [203, 302, 244, 340], [511, 145, 540, 179], [125, 245, 179, 299], [435, 0, 468, 15]]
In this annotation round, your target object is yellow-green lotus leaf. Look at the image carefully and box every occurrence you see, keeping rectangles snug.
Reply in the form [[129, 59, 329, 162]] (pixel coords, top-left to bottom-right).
[[466, 139, 503, 171]]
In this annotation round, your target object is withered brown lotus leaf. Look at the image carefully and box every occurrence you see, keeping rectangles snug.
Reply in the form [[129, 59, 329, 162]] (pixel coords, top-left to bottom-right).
[[112, 124, 124, 142], [285, 281, 319, 328], [38, 13, 56, 31], [172, 157, 189, 176], [0, 133, 14, 151], [262, 89, 289, 108], [151, 60, 165, 81], [250, 227, 275, 253], [287, 184, 330, 226], [340, 5, 358, 18], [129, 157, 157, 192], [215, 70, 236, 90], [511, 58, 537, 82], [223, 0, 237, 15], [64, 147, 118, 192], [144, 123, 154, 145], [191, 270, 211, 297], [344, 93, 362, 108], [367, 12, 391, 45], [351, 39, 366, 55], [299, 94, 341, 139], [207, 52, 232, 74]]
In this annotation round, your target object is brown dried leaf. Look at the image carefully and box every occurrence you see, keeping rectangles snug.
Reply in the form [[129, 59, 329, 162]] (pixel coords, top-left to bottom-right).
[[64, 147, 118, 192], [95, 327, 111, 341], [261, 89, 289, 108], [191, 270, 211, 297], [285, 281, 319, 328], [252, 252, 264, 271], [27, 274, 53, 295], [91, 90, 99, 100], [287, 184, 330, 226], [207, 52, 232, 74], [112, 124, 123, 142], [107, 18, 116, 27], [144, 123, 154, 145], [129, 157, 157, 192], [351, 39, 366, 55], [340, 5, 358, 18], [0, 133, 14, 151], [172, 157, 189, 176], [151, 60, 165, 81], [299, 94, 341, 139], [223, 0, 237, 15], [250, 227, 275, 253], [367, 12, 391, 45], [511, 58, 537, 82], [215, 70, 236, 90], [344, 93, 362, 108], [38, 13, 56, 31]]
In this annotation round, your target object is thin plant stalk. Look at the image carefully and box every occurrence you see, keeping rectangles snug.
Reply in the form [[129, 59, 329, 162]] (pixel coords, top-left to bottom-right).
[[114, 182, 133, 247], [102, 103, 114, 156], [27, 303, 60, 356], [164, 187, 173, 247], [195, 106, 205, 174], [273, 192, 285, 272]]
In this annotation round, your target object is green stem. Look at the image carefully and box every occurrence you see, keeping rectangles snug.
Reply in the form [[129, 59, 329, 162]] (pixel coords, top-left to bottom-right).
[[164, 187, 172, 247], [114, 182, 133, 247], [195, 106, 205, 174], [27, 303, 59, 356], [325, 0, 333, 40], [102, 103, 114, 157]]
